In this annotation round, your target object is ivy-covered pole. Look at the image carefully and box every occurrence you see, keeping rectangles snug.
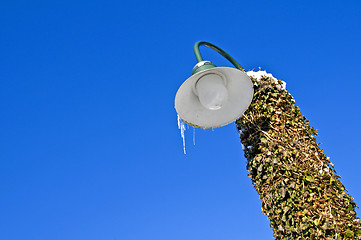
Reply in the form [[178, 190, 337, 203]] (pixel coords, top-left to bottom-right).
[[236, 74, 361, 239]]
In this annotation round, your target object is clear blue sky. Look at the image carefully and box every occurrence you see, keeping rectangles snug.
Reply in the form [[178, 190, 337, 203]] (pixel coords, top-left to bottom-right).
[[1, 1, 361, 239]]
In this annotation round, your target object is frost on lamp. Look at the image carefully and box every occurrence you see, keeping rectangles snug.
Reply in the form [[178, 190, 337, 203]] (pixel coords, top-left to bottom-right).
[[195, 73, 228, 110]]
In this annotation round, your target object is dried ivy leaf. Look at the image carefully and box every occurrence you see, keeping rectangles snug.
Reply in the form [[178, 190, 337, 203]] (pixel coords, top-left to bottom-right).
[[305, 176, 314, 182], [345, 229, 354, 237]]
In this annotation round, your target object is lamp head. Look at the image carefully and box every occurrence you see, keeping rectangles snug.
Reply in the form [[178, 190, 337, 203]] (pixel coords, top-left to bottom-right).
[[175, 62, 254, 129]]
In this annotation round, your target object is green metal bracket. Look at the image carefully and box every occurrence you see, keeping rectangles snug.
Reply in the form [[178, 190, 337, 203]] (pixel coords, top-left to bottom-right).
[[191, 61, 217, 75], [193, 41, 244, 72]]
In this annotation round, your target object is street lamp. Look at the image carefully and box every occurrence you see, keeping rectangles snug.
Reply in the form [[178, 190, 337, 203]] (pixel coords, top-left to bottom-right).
[[175, 41, 361, 239], [175, 41, 254, 129]]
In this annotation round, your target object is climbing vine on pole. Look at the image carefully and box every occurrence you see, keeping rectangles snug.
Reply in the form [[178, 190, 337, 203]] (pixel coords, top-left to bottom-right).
[[236, 74, 361, 239]]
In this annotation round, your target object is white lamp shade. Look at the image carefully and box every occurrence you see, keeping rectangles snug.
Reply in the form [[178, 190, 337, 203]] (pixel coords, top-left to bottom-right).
[[175, 67, 254, 129]]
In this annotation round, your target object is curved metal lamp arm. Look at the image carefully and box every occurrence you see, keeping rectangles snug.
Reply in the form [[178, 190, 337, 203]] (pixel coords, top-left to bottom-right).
[[193, 41, 244, 71]]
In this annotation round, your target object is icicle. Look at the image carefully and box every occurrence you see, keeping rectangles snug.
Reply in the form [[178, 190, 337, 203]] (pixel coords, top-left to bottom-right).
[[177, 115, 186, 154], [193, 127, 196, 145]]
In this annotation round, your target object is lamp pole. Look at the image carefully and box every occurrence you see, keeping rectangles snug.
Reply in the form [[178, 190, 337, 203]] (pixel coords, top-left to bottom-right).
[[175, 41, 361, 239], [236, 73, 361, 239]]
